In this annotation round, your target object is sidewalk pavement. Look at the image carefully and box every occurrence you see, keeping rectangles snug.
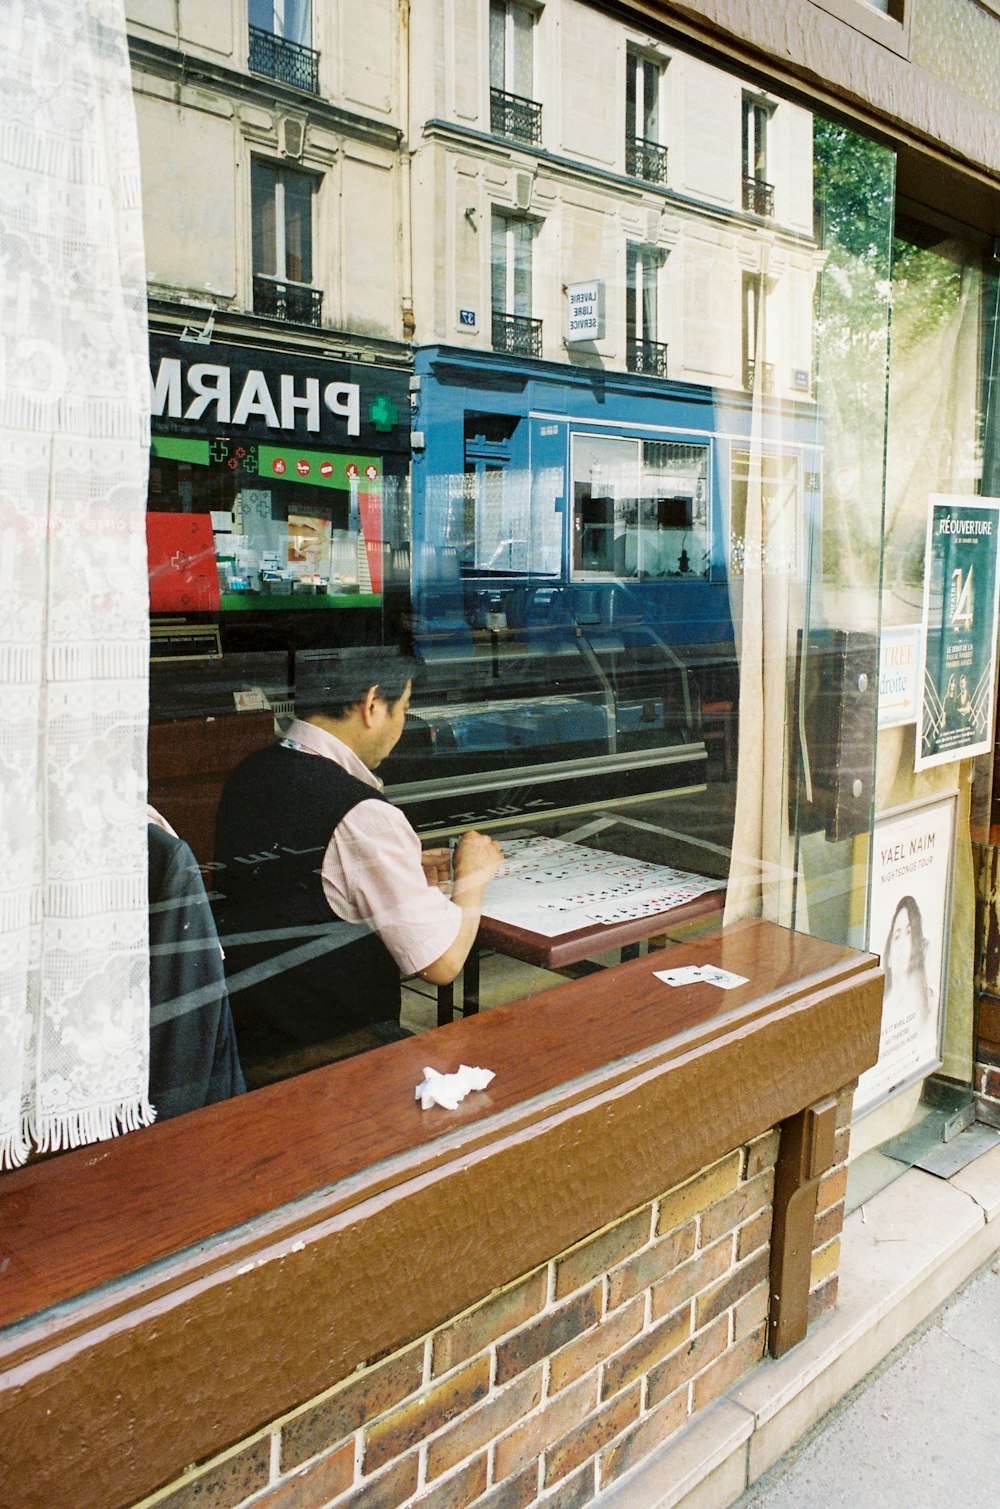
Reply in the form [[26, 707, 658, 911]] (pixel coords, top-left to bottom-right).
[[738, 1253, 1000, 1507]]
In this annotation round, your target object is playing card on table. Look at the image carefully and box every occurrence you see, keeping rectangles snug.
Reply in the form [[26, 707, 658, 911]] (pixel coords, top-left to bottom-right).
[[653, 965, 704, 986], [697, 965, 748, 989]]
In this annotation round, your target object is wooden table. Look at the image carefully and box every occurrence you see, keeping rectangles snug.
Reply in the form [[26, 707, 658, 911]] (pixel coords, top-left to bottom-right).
[[436, 885, 726, 1026]]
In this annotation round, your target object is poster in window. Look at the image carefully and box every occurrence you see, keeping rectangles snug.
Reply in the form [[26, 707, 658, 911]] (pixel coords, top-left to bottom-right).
[[916, 494, 1000, 771], [855, 794, 955, 1115]]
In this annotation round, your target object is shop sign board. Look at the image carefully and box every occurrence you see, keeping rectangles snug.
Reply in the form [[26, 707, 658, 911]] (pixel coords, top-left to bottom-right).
[[566, 281, 605, 343], [147, 334, 409, 455], [856, 793, 955, 1115], [916, 494, 1000, 770], [877, 623, 921, 729]]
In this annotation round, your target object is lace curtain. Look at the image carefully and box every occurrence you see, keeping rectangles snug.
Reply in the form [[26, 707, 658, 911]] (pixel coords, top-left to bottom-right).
[[0, 0, 151, 1168]]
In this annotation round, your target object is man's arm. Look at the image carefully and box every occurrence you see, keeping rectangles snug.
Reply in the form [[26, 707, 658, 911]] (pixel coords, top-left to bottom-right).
[[418, 831, 504, 986]]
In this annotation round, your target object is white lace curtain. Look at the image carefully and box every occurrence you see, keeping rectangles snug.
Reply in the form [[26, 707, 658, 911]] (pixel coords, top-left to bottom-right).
[[0, 0, 152, 1168]]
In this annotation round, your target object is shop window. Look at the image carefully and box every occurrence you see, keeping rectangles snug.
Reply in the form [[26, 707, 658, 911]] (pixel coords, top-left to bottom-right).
[[491, 211, 541, 356], [742, 95, 774, 217], [625, 49, 668, 184], [729, 448, 799, 578], [251, 159, 321, 325], [626, 243, 668, 378], [248, 0, 319, 94], [572, 433, 709, 580], [489, 0, 541, 144]]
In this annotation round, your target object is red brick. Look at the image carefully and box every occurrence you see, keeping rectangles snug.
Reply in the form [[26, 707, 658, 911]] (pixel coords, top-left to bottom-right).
[[656, 1155, 741, 1233], [495, 1287, 601, 1385], [833, 1125, 851, 1163], [691, 1324, 766, 1412], [737, 1206, 772, 1261], [554, 1209, 652, 1298], [153, 1441, 271, 1509], [810, 1237, 840, 1289], [432, 1272, 548, 1376], [544, 1383, 641, 1486], [538, 1463, 597, 1509], [472, 1464, 539, 1509], [550, 1296, 645, 1394], [694, 1248, 770, 1328], [599, 1388, 688, 1487], [280, 1345, 423, 1471], [701, 1170, 774, 1246], [813, 1198, 845, 1250], [425, 1367, 543, 1481], [606, 1223, 697, 1309], [646, 1314, 728, 1408], [364, 1355, 491, 1473], [601, 1306, 691, 1401], [254, 1443, 354, 1509], [411, 1454, 488, 1509], [733, 1282, 769, 1342], [649, 1237, 732, 1323], [744, 1129, 780, 1180], [981, 1065, 1000, 1099], [330, 1454, 418, 1509], [808, 1274, 839, 1324], [493, 1373, 598, 1483], [816, 1166, 848, 1215]]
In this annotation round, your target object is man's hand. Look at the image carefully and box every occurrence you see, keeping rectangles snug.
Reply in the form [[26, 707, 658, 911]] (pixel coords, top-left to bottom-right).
[[452, 830, 504, 888], [420, 847, 453, 889], [418, 830, 504, 987]]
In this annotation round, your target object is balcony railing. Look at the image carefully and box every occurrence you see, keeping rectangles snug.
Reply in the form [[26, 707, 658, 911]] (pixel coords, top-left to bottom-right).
[[253, 274, 323, 326], [744, 358, 774, 392], [249, 24, 320, 94], [490, 87, 543, 146], [743, 174, 775, 217], [627, 336, 669, 378], [492, 311, 542, 358], [625, 136, 669, 186]]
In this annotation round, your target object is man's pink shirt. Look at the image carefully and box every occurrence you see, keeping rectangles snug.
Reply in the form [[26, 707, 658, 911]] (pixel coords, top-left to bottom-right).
[[281, 719, 461, 977]]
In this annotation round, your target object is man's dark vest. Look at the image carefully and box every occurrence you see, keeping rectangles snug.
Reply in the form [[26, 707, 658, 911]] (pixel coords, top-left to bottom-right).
[[213, 743, 402, 1068]]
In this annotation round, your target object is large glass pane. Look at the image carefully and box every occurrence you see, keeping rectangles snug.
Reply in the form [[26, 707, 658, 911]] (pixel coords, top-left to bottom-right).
[[142, 12, 899, 1105], [283, 169, 313, 284], [251, 159, 277, 276]]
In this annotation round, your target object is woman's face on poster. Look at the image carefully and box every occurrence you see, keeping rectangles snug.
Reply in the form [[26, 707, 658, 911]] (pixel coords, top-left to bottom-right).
[[888, 907, 913, 975]]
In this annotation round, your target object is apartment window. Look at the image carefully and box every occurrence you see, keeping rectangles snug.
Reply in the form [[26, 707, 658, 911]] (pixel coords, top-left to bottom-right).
[[741, 271, 772, 391], [489, 1, 541, 145], [742, 96, 774, 216], [249, 0, 319, 93], [251, 160, 321, 325], [491, 212, 541, 356], [626, 244, 668, 377], [625, 51, 668, 185]]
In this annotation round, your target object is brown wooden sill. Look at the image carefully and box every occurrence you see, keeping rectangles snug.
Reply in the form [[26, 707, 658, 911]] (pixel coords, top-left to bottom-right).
[[1, 919, 870, 1337], [0, 920, 883, 1509]]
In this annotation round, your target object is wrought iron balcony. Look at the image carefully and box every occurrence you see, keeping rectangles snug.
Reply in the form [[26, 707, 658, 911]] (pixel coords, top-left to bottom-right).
[[625, 135, 669, 185], [743, 358, 774, 392], [627, 336, 669, 378], [249, 24, 320, 94], [253, 274, 323, 326], [743, 174, 775, 217], [490, 87, 543, 146], [492, 311, 542, 358]]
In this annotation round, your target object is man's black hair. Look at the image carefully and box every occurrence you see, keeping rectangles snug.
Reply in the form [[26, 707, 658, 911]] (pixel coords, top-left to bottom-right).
[[295, 647, 421, 721]]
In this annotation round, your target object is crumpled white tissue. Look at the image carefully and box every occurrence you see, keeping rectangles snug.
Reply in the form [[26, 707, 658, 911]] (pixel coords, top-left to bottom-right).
[[415, 1064, 495, 1111]]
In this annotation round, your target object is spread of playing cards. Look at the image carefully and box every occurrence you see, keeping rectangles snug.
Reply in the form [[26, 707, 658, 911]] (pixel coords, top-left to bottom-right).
[[481, 836, 725, 938], [653, 964, 748, 990]]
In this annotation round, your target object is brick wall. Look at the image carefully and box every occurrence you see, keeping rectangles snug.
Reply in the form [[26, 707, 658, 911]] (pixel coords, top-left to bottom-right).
[[142, 1101, 851, 1509]]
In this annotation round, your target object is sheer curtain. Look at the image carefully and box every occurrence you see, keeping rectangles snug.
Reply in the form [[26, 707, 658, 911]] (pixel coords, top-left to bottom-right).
[[0, 0, 151, 1167]]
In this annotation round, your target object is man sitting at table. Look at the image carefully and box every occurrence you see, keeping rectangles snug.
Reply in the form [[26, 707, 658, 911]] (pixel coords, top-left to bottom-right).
[[213, 648, 503, 1083]]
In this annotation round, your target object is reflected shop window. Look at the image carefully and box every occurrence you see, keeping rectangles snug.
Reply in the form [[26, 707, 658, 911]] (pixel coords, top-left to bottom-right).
[[136, 6, 904, 1120]]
